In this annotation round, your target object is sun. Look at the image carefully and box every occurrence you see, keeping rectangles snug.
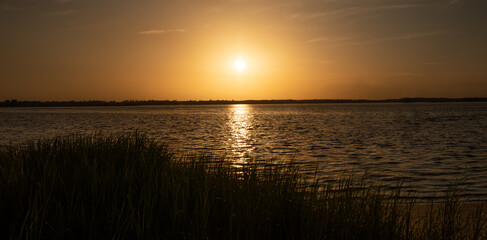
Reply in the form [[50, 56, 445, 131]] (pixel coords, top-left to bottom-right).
[[233, 58, 246, 72]]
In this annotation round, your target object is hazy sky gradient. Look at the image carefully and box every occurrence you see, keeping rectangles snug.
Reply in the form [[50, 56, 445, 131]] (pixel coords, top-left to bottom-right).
[[1, 0, 486, 100]]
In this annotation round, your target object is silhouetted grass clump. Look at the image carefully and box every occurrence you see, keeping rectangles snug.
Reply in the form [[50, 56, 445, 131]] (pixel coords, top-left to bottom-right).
[[0, 133, 486, 239]]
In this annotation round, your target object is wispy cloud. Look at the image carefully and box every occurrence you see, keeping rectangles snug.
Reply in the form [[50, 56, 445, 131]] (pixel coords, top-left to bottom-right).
[[251, 1, 294, 14], [423, 62, 446, 65], [1, 4, 22, 11], [55, 0, 74, 3], [318, 60, 334, 64], [308, 31, 448, 47], [307, 36, 354, 44], [390, 72, 423, 76], [139, 29, 187, 35], [375, 31, 447, 42], [43, 9, 78, 16], [447, 0, 461, 6], [290, 3, 425, 22]]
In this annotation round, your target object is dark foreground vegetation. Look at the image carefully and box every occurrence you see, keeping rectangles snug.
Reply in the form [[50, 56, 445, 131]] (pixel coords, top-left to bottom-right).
[[2, 97, 487, 107], [0, 133, 486, 239]]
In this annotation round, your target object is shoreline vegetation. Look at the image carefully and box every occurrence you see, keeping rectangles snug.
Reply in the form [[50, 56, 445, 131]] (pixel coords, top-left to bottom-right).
[[0, 133, 486, 239], [1, 97, 487, 107]]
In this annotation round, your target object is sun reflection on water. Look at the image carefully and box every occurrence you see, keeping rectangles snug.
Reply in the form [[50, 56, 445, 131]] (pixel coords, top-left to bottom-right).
[[228, 104, 254, 167]]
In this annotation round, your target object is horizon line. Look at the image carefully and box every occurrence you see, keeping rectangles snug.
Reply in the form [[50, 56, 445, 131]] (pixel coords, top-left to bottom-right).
[[2, 97, 487, 107]]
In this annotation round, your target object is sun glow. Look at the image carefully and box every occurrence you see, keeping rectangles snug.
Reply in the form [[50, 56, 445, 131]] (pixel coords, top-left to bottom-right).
[[233, 58, 246, 72]]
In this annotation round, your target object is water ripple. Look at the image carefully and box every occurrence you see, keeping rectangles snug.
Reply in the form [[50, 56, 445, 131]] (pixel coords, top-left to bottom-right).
[[1, 103, 487, 198]]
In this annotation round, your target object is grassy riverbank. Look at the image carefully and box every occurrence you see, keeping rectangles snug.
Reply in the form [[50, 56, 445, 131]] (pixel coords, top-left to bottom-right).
[[0, 133, 485, 239]]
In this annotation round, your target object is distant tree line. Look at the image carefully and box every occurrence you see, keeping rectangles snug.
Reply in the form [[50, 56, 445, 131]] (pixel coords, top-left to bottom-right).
[[1, 98, 486, 107]]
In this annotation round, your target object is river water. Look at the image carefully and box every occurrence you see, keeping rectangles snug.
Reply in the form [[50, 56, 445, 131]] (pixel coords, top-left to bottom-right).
[[1, 103, 486, 198]]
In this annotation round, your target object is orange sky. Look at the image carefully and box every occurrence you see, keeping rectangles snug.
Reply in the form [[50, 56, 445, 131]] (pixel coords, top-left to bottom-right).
[[1, 0, 487, 101]]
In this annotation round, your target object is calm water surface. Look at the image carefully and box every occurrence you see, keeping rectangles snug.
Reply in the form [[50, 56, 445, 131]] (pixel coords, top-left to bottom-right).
[[1, 103, 487, 198]]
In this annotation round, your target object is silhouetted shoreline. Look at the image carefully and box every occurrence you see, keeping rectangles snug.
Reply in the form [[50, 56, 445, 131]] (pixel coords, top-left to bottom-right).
[[1, 97, 487, 107]]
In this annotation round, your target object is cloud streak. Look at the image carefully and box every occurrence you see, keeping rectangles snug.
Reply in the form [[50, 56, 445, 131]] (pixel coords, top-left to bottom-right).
[[55, 0, 75, 3], [43, 9, 78, 16], [374, 31, 447, 42], [308, 31, 448, 47], [448, 0, 461, 6], [1, 4, 22, 11], [423, 62, 446, 65], [290, 3, 425, 22], [307, 36, 353, 44], [139, 29, 187, 35]]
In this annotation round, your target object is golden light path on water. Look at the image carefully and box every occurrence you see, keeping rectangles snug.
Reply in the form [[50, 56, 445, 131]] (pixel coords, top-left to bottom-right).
[[228, 104, 254, 168]]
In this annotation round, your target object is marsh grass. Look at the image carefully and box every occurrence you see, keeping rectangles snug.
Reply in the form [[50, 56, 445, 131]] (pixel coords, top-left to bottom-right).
[[0, 133, 485, 239]]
